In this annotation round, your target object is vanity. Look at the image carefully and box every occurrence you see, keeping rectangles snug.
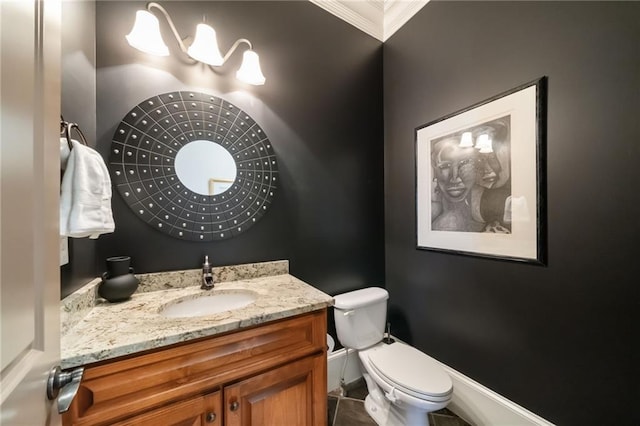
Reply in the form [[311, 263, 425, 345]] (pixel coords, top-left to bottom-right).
[[60, 260, 333, 426]]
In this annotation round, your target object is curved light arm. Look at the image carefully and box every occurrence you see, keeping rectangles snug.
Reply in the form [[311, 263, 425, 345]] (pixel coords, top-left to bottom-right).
[[147, 2, 189, 53], [130, 3, 265, 83], [221, 38, 252, 65]]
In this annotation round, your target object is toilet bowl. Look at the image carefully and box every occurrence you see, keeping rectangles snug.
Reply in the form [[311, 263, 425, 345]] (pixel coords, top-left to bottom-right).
[[333, 287, 452, 426]]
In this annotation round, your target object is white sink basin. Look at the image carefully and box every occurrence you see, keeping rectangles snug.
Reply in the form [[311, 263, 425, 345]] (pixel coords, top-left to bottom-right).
[[160, 291, 258, 318]]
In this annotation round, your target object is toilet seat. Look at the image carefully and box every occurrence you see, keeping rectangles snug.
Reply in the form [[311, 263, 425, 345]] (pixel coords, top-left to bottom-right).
[[365, 342, 453, 401]]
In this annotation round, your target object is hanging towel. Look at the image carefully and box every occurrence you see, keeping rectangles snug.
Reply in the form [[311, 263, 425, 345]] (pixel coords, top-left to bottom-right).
[[60, 137, 71, 170], [60, 139, 115, 239]]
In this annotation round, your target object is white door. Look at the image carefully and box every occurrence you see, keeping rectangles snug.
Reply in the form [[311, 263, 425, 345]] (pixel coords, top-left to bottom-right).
[[0, 0, 62, 425]]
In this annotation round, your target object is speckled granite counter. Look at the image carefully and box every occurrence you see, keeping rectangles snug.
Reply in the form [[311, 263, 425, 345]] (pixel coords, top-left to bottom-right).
[[61, 260, 333, 369]]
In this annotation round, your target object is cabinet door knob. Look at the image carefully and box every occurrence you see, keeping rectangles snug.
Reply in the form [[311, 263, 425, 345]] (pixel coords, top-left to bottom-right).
[[230, 401, 240, 411], [205, 412, 216, 423]]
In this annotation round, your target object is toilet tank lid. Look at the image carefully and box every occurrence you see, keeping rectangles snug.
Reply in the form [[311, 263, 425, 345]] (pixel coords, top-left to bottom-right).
[[333, 287, 389, 310]]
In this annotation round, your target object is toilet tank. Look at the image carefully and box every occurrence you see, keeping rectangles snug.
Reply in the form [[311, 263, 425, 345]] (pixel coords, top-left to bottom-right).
[[333, 287, 388, 350]]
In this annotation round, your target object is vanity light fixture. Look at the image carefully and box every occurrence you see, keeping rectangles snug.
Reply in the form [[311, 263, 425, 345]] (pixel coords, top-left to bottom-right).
[[475, 133, 493, 153], [459, 131, 473, 148], [126, 2, 266, 85], [457, 131, 494, 153]]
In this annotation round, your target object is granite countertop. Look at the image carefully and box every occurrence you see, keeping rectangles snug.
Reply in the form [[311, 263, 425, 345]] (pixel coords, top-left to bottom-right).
[[60, 260, 334, 369]]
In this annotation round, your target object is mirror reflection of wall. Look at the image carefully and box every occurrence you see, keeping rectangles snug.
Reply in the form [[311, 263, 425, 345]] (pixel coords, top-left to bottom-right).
[[174, 140, 237, 195]]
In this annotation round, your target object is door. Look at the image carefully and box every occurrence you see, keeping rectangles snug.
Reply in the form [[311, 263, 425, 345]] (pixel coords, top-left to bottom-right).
[[0, 0, 62, 425], [224, 354, 326, 426]]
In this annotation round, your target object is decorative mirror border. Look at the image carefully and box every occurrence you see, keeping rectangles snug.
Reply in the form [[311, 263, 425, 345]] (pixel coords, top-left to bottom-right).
[[109, 91, 278, 241]]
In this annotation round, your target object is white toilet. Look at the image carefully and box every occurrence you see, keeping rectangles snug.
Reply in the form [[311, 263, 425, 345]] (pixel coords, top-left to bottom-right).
[[333, 287, 453, 426]]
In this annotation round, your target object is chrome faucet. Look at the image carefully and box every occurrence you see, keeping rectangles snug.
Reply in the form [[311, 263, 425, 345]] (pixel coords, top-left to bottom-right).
[[201, 255, 214, 290]]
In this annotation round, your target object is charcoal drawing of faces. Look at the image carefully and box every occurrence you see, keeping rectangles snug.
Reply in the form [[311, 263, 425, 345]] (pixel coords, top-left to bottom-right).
[[474, 118, 511, 189], [477, 152, 501, 189], [431, 137, 478, 203]]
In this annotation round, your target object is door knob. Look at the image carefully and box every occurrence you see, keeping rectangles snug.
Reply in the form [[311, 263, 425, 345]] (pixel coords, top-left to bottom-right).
[[46, 366, 84, 413], [229, 401, 239, 411], [205, 412, 217, 423]]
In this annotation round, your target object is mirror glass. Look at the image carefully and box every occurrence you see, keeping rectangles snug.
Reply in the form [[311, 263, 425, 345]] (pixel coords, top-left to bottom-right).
[[175, 140, 237, 195]]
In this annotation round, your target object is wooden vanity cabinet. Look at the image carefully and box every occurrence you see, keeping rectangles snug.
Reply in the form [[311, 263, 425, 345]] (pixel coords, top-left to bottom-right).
[[63, 309, 327, 426], [111, 391, 222, 426], [224, 354, 325, 426]]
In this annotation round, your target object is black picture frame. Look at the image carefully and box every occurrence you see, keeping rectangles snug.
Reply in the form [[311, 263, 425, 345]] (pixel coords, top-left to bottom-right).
[[415, 77, 547, 265]]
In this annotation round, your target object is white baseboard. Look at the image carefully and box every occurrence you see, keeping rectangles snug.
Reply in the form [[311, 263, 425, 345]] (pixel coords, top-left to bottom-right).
[[438, 362, 555, 426], [327, 347, 362, 392], [440, 363, 553, 426], [327, 339, 554, 426]]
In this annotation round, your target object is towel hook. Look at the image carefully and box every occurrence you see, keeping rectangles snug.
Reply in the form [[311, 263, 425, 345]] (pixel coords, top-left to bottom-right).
[[60, 116, 88, 150]]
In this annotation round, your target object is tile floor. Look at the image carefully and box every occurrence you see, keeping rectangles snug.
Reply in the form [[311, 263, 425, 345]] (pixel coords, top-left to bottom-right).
[[328, 379, 471, 426]]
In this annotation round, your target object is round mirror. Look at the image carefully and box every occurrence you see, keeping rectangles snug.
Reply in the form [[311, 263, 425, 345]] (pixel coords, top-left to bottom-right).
[[175, 140, 237, 195], [109, 91, 278, 242]]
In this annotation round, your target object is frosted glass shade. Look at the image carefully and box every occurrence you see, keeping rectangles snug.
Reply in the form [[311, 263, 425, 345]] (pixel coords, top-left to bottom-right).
[[475, 133, 493, 153], [504, 196, 530, 223], [236, 50, 266, 85], [459, 131, 473, 148], [187, 24, 224, 66], [126, 10, 169, 56]]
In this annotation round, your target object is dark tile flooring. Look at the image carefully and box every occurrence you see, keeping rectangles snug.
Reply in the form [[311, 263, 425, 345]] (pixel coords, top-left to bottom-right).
[[328, 379, 471, 426]]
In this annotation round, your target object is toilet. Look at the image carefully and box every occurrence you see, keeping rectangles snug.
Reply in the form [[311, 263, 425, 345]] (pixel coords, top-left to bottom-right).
[[333, 287, 453, 426]]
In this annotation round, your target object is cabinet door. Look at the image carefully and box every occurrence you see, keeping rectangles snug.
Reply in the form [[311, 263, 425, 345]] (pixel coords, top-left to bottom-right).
[[225, 354, 326, 426], [112, 391, 221, 426]]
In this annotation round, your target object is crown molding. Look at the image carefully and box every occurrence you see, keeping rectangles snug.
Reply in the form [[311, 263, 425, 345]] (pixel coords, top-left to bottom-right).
[[309, 0, 384, 41], [309, 0, 429, 42], [383, 0, 429, 41]]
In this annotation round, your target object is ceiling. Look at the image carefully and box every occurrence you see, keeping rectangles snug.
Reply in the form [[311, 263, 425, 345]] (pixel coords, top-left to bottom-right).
[[308, 0, 429, 41]]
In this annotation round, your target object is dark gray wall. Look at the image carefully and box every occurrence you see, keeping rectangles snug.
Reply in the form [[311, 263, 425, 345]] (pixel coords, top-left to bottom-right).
[[93, 2, 384, 305], [383, 2, 639, 425], [61, 1, 98, 298]]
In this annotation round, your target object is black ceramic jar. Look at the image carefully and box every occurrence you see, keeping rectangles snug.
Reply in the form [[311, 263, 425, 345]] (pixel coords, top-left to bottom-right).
[[98, 256, 139, 302]]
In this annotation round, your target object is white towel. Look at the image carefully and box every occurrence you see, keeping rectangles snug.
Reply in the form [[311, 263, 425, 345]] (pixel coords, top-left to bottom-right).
[[60, 139, 115, 239], [60, 137, 71, 169]]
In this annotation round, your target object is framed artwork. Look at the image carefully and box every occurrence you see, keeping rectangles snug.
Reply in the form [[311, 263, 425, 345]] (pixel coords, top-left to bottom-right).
[[415, 77, 547, 264]]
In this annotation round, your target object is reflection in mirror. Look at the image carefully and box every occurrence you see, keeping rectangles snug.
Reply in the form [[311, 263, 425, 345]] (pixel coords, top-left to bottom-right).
[[174, 140, 237, 195]]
